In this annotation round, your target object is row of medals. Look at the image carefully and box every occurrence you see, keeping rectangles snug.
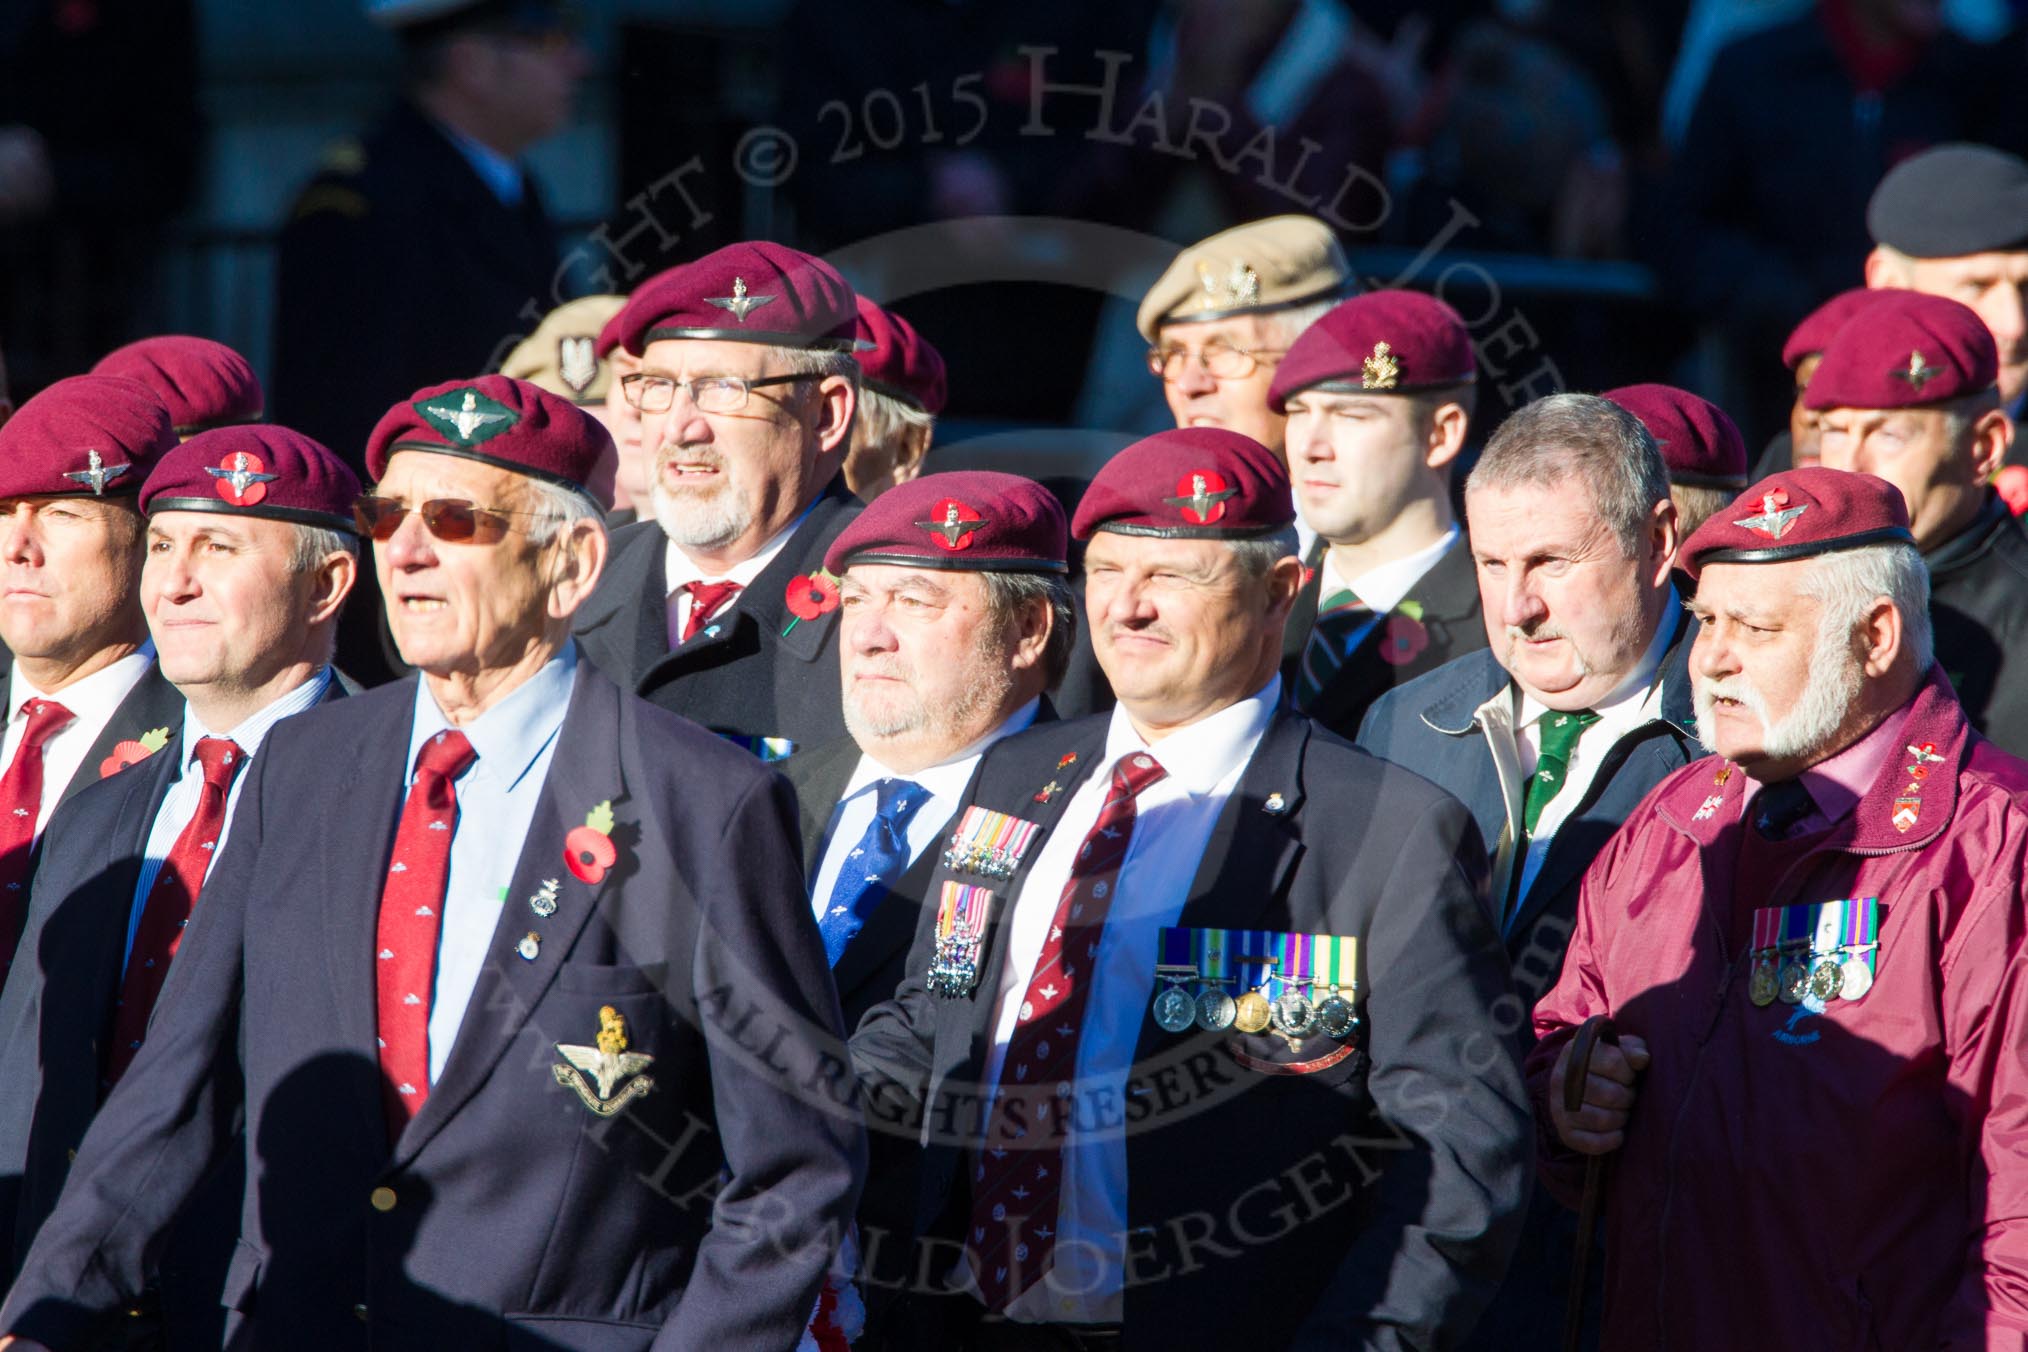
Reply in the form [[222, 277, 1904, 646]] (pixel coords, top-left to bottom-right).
[[1151, 968, 1360, 1040], [1748, 942, 1877, 1007]]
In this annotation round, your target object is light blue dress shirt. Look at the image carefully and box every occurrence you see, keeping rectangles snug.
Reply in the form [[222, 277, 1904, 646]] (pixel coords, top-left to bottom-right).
[[405, 645, 576, 1083]]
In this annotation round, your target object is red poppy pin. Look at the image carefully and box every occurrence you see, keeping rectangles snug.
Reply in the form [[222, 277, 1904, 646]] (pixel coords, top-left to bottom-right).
[[1378, 601, 1430, 667], [1997, 465, 2028, 517], [782, 569, 841, 636], [100, 726, 171, 779], [565, 800, 619, 884]]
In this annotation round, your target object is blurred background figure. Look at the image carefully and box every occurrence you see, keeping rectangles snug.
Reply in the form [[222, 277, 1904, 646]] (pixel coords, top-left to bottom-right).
[[844, 296, 947, 502], [499, 293, 630, 513], [91, 334, 264, 440]]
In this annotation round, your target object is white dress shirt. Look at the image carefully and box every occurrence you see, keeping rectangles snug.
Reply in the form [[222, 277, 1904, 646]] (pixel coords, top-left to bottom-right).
[[975, 677, 1279, 1323], [123, 668, 333, 968], [662, 505, 812, 647], [407, 644, 576, 1083], [807, 698, 1040, 920], [4, 649, 157, 835]]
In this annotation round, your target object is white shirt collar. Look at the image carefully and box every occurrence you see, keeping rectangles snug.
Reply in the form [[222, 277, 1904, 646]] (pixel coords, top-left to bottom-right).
[[1319, 525, 1460, 616], [1099, 675, 1280, 796], [1515, 591, 1679, 732], [842, 697, 1042, 804], [11, 646, 154, 726], [663, 502, 815, 598], [180, 666, 332, 763]]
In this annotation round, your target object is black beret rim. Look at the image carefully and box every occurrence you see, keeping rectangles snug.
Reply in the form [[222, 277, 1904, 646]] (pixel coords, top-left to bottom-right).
[[1668, 469, 1752, 490], [838, 549, 1067, 574], [1293, 373, 1477, 399], [859, 377, 934, 412], [1086, 519, 1295, 542], [380, 440, 605, 507], [1692, 525, 1916, 570], [171, 414, 265, 438], [640, 325, 861, 354], [1152, 279, 1357, 332], [145, 496, 361, 535]]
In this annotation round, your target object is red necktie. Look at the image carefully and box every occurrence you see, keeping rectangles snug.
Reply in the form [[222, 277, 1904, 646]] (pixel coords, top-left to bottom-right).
[[374, 729, 475, 1141], [969, 752, 1168, 1310], [104, 736, 244, 1088], [0, 698, 75, 984], [679, 579, 742, 642]]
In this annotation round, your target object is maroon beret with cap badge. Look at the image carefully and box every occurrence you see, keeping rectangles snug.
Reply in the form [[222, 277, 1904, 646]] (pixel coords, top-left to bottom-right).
[[1072, 427, 1295, 541], [1781, 289, 1896, 371], [91, 335, 264, 436], [0, 374, 175, 499], [853, 296, 948, 415], [141, 425, 362, 533], [606, 242, 860, 356], [826, 470, 1065, 575], [1680, 467, 1915, 578], [364, 375, 612, 503], [1602, 383, 1748, 489], [1267, 290, 1476, 414], [1802, 291, 1997, 412]]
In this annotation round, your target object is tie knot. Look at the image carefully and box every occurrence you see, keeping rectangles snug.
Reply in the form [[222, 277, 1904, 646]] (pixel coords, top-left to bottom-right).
[[873, 777, 925, 826], [415, 729, 476, 782], [1754, 777, 1816, 840], [1318, 588, 1368, 617], [191, 736, 243, 789], [18, 699, 73, 745], [1114, 752, 1168, 798], [682, 579, 742, 613], [1538, 709, 1599, 758]]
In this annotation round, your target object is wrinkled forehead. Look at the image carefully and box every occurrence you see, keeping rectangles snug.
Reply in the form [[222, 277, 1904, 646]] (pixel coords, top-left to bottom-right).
[[1690, 558, 1823, 622]]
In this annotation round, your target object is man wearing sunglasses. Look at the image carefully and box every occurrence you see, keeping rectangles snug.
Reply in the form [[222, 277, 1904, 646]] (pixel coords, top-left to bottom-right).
[[1, 376, 861, 1351], [0, 425, 357, 1343], [576, 241, 866, 758]]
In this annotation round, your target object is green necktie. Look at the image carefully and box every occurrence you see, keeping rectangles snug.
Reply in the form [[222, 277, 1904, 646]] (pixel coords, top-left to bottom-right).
[[1297, 589, 1371, 711], [1523, 709, 1601, 835]]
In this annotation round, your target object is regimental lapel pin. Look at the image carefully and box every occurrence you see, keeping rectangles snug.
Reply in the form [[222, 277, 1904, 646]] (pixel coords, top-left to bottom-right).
[[552, 1005, 655, 1116], [1893, 350, 1943, 390], [1733, 488, 1807, 540], [1263, 792, 1288, 815], [706, 276, 775, 322], [1361, 341, 1401, 391], [558, 335, 598, 395], [516, 931, 541, 961], [1693, 794, 1724, 822], [64, 448, 130, 496], [1056, 753, 1078, 771], [528, 877, 560, 918], [1034, 779, 1063, 804], [207, 451, 280, 506], [1892, 742, 1942, 833]]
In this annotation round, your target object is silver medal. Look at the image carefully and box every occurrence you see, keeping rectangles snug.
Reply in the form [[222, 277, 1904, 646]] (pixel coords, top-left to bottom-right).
[[1270, 990, 1316, 1037], [1195, 988, 1237, 1031], [1153, 986, 1196, 1033]]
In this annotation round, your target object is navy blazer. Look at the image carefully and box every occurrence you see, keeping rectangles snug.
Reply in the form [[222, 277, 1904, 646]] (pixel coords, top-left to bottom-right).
[[573, 482, 861, 753], [1, 660, 862, 1352], [850, 710, 1531, 1351], [1355, 619, 1699, 1004]]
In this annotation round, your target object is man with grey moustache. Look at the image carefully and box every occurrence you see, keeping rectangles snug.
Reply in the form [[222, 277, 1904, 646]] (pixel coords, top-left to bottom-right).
[[1356, 391, 1704, 1348]]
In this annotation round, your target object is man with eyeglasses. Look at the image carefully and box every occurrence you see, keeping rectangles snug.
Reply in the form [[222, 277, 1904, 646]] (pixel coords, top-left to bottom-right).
[[0, 374, 861, 1351], [271, 0, 589, 475], [0, 426, 357, 1343], [575, 241, 865, 758], [1138, 215, 1356, 562]]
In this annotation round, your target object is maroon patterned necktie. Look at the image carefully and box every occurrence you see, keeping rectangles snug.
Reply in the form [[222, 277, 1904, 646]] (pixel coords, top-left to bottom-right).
[[679, 580, 742, 642], [104, 736, 244, 1088], [374, 728, 475, 1141], [969, 751, 1168, 1310], [0, 698, 75, 984]]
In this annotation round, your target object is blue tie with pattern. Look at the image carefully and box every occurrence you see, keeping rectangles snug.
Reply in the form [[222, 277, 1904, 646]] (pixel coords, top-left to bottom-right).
[[817, 778, 926, 966]]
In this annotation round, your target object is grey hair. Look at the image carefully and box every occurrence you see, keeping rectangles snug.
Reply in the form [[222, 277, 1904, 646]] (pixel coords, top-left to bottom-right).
[[766, 344, 863, 384], [1797, 542, 1934, 674], [520, 477, 608, 547], [288, 525, 359, 574], [1257, 295, 1344, 350], [853, 384, 936, 454], [1227, 524, 1303, 578], [979, 570, 1076, 691], [1467, 392, 1669, 557]]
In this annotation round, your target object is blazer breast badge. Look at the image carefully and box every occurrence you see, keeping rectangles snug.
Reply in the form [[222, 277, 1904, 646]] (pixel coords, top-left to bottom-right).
[[553, 1005, 656, 1116]]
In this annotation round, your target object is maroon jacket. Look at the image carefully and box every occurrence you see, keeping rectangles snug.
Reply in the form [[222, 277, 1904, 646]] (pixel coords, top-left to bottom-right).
[[1528, 667, 2028, 1351]]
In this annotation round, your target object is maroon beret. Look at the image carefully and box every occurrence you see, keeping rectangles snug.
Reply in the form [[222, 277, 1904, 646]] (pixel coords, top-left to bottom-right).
[[0, 374, 175, 499], [1803, 291, 1997, 412], [1072, 427, 1295, 541], [1602, 384, 1748, 490], [853, 297, 947, 414], [1781, 289, 1894, 370], [364, 375, 612, 503], [1266, 290, 1475, 414], [825, 471, 1065, 575], [141, 425, 362, 533], [607, 242, 859, 356], [1680, 467, 1914, 578], [91, 335, 263, 436]]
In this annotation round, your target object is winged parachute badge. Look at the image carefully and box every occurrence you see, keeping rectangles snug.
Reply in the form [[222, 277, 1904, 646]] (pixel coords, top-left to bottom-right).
[[558, 336, 599, 395], [64, 449, 130, 496], [706, 276, 776, 323], [207, 451, 281, 506], [553, 1005, 656, 1116], [416, 388, 517, 447], [1163, 471, 1240, 526], [916, 499, 984, 550], [1734, 489, 1807, 540], [1892, 349, 1944, 390]]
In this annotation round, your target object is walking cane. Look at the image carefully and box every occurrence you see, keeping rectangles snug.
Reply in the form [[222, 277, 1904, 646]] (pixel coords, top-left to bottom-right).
[[1561, 1014, 1617, 1352]]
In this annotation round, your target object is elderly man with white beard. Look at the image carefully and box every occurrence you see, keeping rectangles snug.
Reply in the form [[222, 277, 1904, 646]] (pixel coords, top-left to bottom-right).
[[1531, 466, 2028, 1350]]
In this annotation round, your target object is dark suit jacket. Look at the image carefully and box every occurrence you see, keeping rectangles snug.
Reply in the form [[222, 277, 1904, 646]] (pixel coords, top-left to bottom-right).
[[851, 710, 1531, 1351], [574, 483, 862, 752], [1926, 493, 2028, 758], [1, 660, 862, 1352], [1280, 533, 1488, 741]]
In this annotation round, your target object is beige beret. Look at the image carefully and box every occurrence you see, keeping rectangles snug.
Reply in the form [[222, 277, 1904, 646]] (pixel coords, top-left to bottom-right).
[[499, 295, 629, 404], [1135, 215, 1354, 341]]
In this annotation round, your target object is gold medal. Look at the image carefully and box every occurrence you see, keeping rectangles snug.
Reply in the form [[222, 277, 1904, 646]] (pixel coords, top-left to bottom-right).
[[1234, 990, 1272, 1034], [1749, 953, 1778, 1007]]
